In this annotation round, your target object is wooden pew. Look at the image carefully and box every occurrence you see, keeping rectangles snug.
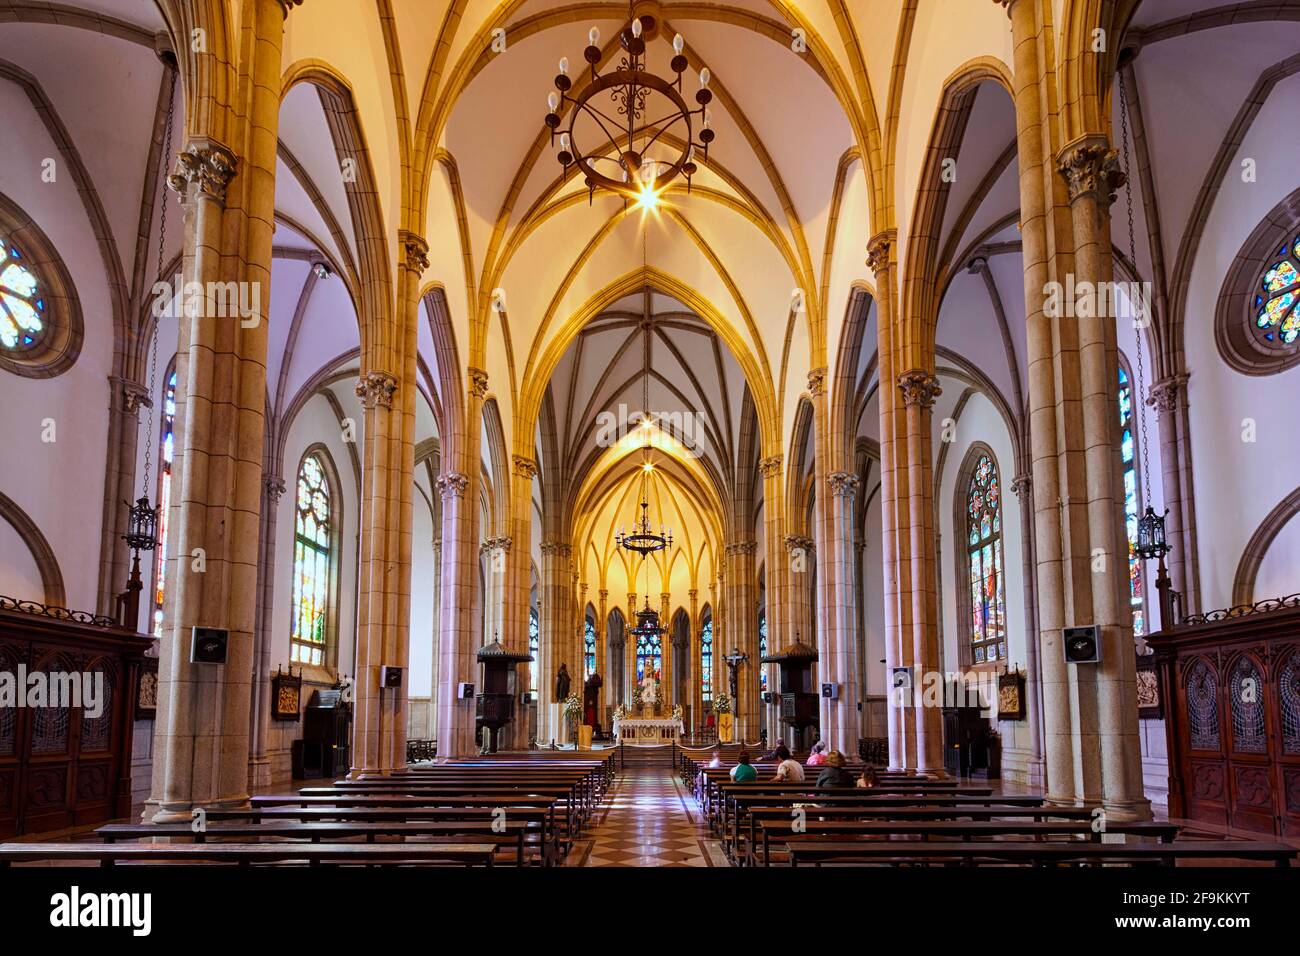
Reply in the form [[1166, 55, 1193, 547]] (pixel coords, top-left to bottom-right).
[[751, 819, 1181, 867], [96, 820, 538, 867], [782, 839, 1298, 867], [0, 842, 499, 867]]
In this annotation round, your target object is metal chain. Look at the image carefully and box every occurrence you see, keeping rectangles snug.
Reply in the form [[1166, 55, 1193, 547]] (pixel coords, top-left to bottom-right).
[[141, 70, 178, 495], [1117, 68, 1152, 506]]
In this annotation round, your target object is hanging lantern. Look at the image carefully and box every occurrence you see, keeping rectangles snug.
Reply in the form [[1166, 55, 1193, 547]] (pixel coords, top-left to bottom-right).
[[1135, 506, 1170, 561], [124, 495, 159, 553]]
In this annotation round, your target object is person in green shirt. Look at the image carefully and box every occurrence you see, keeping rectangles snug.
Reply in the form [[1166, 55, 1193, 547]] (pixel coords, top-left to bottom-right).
[[729, 750, 757, 782]]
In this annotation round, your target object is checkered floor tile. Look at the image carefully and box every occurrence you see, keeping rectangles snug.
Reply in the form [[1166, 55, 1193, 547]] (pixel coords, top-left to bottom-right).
[[570, 766, 724, 867]]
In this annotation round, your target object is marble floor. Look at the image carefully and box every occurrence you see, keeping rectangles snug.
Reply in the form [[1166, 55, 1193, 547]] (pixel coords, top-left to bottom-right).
[[569, 765, 724, 867]]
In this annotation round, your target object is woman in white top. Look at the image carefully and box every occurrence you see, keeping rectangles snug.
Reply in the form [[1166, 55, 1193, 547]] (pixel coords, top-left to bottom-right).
[[771, 743, 805, 782]]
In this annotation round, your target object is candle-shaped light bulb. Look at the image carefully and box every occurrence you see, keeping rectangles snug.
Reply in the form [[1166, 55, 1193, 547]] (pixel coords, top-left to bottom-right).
[[558, 56, 569, 75], [673, 33, 684, 54], [560, 132, 570, 149], [631, 17, 642, 38], [699, 67, 711, 87], [588, 26, 600, 45], [547, 91, 559, 111]]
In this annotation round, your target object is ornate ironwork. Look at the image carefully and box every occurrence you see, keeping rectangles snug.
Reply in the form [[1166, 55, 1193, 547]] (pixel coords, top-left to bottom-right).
[[1182, 592, 1300, 626], [0, 594, 119, 628]]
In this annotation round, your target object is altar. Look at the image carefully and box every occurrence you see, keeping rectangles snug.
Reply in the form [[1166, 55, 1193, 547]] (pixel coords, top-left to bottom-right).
[[613, 718, 684, 746]]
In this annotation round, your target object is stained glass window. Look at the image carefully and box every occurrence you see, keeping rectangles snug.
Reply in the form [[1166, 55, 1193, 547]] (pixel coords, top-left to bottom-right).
[[758, 610, 767, 694], [1251, 232, 1300, 347], [1118, 366, 1145, 636], [635, 623, 661, 685], [1281, 651, 1299, 755], [584, 617, 596, 680], [1228, 657, 1266, 754], [78, 666, 113, 752], [965, 453, 1006, 664], [529, 607, 539, 691], [291, 453, 333, 666], [1187, 659, 1220, 751], [153, 369, 177, 638], [700, 615, 713, 703], [0, 236, 46, 350]]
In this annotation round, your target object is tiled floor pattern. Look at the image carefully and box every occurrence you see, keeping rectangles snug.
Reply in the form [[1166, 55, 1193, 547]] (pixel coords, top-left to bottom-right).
[[571, 765, 724, 867]]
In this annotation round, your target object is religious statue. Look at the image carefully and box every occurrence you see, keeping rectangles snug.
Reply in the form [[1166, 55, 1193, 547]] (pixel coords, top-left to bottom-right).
[[555, 662, 571, 702], [639, 668, 659, 714], [583, 672, 603, 732]]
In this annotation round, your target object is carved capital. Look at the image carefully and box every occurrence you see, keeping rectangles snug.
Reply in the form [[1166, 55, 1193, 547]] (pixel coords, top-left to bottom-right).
[[725, 540, 757, 558], [512, 454, 538, 480], [1010, 473, 1032, 499], [436, 472, 469, 499], [897, 369, 942, 408], [865, 230, 894, 274], [468, 366, 489, 399], [263, 475, 287, 501], [481, 535, 512, 555], [758, 454, 783, 479], [1057, 141, 1125, 207], [827, 470, 859, 498], [355, 370, 398, 409], [1147, 374, 1188, 415], [540, 539, 572, 558], [399, 230, 429, 275], [807, 366, 827, 396], [784, 534, 814, 554], [168, 138, 237, 205], [118, 378, 152, 417]]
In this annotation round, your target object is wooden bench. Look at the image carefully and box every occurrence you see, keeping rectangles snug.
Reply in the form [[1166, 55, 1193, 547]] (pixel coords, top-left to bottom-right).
[[96, 820, 540, 867], [0, 841, 499, 867], [751, 819, 1181, 867], [782, 839, 1298, 867]]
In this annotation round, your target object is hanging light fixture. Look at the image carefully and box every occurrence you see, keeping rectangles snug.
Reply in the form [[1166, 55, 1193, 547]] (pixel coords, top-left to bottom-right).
[[544, 0, 714, 202], [615, 313, 672, 558]]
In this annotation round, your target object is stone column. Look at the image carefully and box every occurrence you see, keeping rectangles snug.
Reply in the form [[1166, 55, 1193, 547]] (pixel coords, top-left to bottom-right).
[[867, 230, 909, 770], [536, 540, 571, 744], [827, 470, 861, 752], [688, 587, 700, 721], [659, 590, 672, 713], [626, 590, 637, 700], [249, 473, 287, 791], [1058, 140, 1150, 818], [597, 588, 608, 721], [759, 454, 785, 740], [1148, 375, 1198, 617], [429, 537, 442, 738], [897, 370, 944, 773]]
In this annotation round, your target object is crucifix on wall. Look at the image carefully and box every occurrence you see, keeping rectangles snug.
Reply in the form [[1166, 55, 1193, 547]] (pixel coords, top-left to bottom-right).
[[723, 647, 747, 704]]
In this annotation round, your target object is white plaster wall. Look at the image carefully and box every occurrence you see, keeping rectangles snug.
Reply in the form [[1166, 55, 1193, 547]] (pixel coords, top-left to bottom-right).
[[1255, 513, 1300, 602], [0, 519, 43, 600]]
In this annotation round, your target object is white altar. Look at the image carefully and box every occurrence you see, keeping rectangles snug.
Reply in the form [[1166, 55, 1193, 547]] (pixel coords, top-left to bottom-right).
[[614, 718, 684, 746]]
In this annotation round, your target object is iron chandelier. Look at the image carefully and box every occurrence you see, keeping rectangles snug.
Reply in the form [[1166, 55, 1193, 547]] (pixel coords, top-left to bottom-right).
[[543, 1, 715, 202]]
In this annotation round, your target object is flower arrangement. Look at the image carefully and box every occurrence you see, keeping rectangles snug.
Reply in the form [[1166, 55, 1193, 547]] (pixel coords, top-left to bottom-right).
[[613, 703, 630, 721], [563, 694, 582, 718], [671, 704, 683, 722], [631, 686, 643, 708], [714, 693, 732, 714]]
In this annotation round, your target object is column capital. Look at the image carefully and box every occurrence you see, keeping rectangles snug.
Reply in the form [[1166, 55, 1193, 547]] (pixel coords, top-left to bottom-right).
[[540, 539, 572, 557], [481, 535, 512, 555], [277, 0, 305, 15], [725, 540, 758, 557], [168, 137, 237, 205], [1056, 139, 1125, 207], [1147, 373, 1189, 414], [355, 370, 398, 409], [512, 454, 538, 479], [758, 454, 783, 479], [785, 534, 814, 554], [865, 229, 895, 274], [399, 230, 429, 275], [807, 366, 827, 396], [897, 369, 942, 408], [468, 366, 489, 399], [263, 474, 287, 501], [827, 470, 859, 498], [437, 472, 469, 499], [1010, 473, 1032, 499], [115, 377, 152, 417]]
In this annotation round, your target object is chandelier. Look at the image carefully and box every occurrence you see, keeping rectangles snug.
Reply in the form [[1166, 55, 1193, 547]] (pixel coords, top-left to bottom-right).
[[543, 1, 715, 203], [630, 597, 664, 639], [617, 497, 673, 556]]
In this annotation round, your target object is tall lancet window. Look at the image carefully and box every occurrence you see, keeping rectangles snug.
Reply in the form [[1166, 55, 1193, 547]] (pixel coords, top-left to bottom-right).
[[291, 453, 333, 666], [758, 610, 767, 694], [965, 451, 1006, 664], [152, 368, 177, 638], [700, 611, 713, 703], [584, 616, 596, 680], [1118, 365, 1145, 636], [529, 607, 539, 690]]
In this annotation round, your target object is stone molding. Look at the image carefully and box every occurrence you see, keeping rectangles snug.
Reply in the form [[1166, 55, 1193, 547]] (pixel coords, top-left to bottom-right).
[[399, 230, 429, 275], [758, 454, 783, 479], [481, 535, 512, 555], [512, 455, 538, 479], [1148, 374, 1189, 414], [807, 367, 827, 396], [1057, 141, 1125, 207], [1010, 473, 1032, 499], [827, 470, 859, 498], [865, 230, 894, 273], [725, 540, 757, 557], [469, 366, 489, 399], [263, 475, 287, 501], [437, 472, 469, 499], [540, 539, 572, 557], [785, 534, 815, 554], [118, 377, 152, 416]]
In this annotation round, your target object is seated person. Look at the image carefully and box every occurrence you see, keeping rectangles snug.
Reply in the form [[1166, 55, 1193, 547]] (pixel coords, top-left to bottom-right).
[[772, 743, 805, 782], [730, 750, 758, 782], [856, 765, 877, 789], [706, 748, 722, 769], [806, 740, 829, 766], [815, 750, 856, 788]]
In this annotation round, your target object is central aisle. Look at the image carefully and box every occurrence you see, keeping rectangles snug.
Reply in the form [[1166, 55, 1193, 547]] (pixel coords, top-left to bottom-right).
[[573, 765, 720, 866]]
